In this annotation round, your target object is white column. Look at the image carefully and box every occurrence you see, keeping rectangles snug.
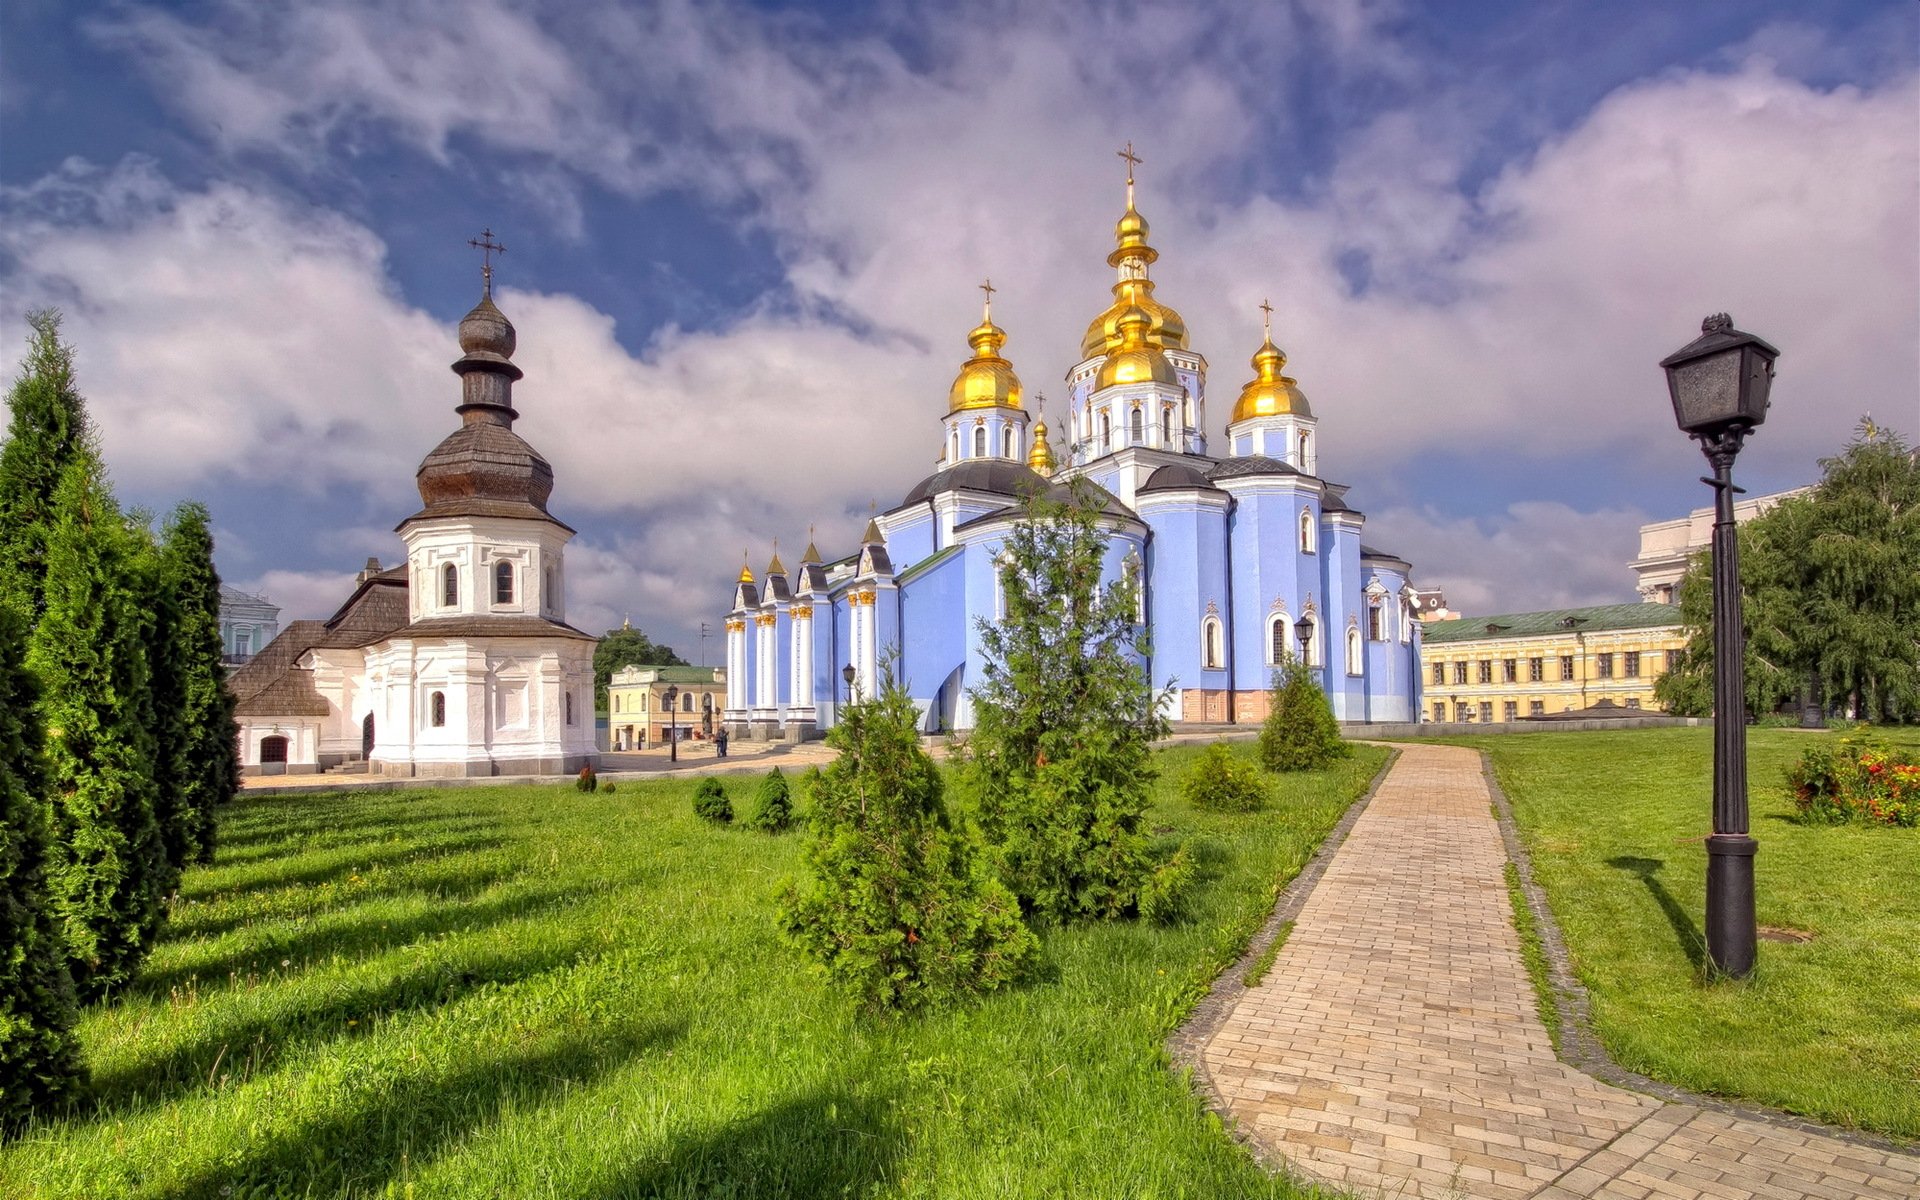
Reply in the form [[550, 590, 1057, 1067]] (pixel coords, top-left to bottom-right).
[[792, 610, 813, 709], [726, 620, 746, 711], [859, 590, 878, 697]]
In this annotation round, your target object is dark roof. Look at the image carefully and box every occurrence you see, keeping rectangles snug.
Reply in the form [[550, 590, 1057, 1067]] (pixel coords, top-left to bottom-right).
[[763, 573, 792, 603], [1423, 603, 1683, 645], [318, 569, 411, 647], [952, 476, 1139, 533], [794, 563, 830, 594], [399, 616, 594, 641], [899, 459, 1050, 506], [1321, 484, 1353, 513], [1359, 545, 1410, 569], [1522, 699, 1672, 722], [228, 621, 332, 717], [402, 421, 573, 532], [1139, 463, 1223, 494], [857, 545, 894, 577], [1208, 455, 1303, 482]]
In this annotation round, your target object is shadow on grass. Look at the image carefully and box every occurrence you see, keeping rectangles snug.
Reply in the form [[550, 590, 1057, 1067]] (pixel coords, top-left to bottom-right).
[[1606, 855, 1706, 972], [133, 878, 585, 998], [89, 929, 595, 1119], [152, 1017, 683, 1200], [584, 1091, 902, 1199], [210, 811, 505, 867], [182, 832, 508, 902], [165, 854, 522, 943]]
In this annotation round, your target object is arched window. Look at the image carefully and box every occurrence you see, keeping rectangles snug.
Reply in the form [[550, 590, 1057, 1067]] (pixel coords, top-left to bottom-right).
[[1401, 599, 1414, 643], [1001, 427, 1013, 458], [1299, 509, 1316, 554], [1202, 616, 1224, 669], [565, 692, 576, 726], [1268, 614, 1291, 665], [1130, 405, 1144, 443], [1100, 411, 1111, 448], [1368, 600, 1385, 641], [258, 735, 288, 764], [544, 565, 555, 608], [1183, 394, 1193, 429], [682, 691, 694, 713], [441, 563, 458, 608], [1346, 628, 1364, 676], [430, 691, 446, 727], [1298, 431, 1311, 469], [973, 426, 986, 458], [494, 561, 513, 605], [950, 429, 959, 461], [1161, 407, 1172, 445]]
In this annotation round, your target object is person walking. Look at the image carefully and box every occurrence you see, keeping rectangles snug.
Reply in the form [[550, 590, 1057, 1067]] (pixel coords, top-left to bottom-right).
[[715, 728, 729, 759]]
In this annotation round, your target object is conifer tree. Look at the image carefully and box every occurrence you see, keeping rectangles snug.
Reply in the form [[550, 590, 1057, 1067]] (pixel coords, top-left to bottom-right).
[[30, 450, 171, 1000], [0, 311, 91, 625], [156, 503, 237, 865], [0, 602, 85, 1131], [961, 478, 1190, 923], [1257, 657, 1350, 772], [782, 669, 1037, 1014]]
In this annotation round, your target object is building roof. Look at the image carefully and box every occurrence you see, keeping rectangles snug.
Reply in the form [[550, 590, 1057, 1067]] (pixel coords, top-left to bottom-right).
[[1207, 455, 1303, 482], [228, 621, 332, 716], [400, 616, 594, 641], [1139, 462, 1223, 494], [899, 458, 1050, 507], [1422, 602, 1683, 645], [610, 665, 725, 685]]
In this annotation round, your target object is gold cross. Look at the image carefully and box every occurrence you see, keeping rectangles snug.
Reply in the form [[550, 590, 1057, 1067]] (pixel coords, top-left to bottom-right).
[[1117, 141, 1142, 184], [979, 277, 996, 319], [1259, 298, 1273, 338], [467, 227, 506, 292]]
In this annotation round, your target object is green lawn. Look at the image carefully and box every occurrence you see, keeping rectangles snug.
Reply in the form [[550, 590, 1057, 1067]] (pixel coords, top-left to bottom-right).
[[1457, 726, 1920, 1141], [2, 743, 1386, 1198]]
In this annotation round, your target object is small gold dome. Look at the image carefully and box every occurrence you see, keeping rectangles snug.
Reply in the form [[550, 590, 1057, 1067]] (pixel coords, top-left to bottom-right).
[[947, 317, 1025, 414], [1081, 280, 1189, 358], [1096, 306, 1180, 390], [1027, 418, 1056, 476], [1231, 335, 1312, 422]]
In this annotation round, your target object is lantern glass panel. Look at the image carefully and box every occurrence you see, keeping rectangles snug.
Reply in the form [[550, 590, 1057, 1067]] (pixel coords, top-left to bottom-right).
[[1668, 348, 1743, 432]]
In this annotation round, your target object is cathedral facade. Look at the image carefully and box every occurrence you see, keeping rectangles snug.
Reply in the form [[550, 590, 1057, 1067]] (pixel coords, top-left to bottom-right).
[[231, 271, 599, 778], [723, 170, 1423, 737]]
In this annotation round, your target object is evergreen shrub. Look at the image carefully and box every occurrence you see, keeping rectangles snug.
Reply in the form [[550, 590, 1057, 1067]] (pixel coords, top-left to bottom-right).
[[782, 673, 1037, 1013], [747, 767, 792, 832], [1184, 743, 1270, 812], [575, 765, 597, 793], [693, 777, 732, 824], [1258, 660, 1350, 773], [599, 780, 616, 794]]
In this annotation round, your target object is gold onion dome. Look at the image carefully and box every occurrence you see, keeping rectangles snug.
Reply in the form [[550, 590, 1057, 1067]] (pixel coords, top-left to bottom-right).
[[1095, 305, 1179, 389], [1231, 333, 1312, 422], [1027, 418, 1056, 476], [947, 311, 1024, 414]]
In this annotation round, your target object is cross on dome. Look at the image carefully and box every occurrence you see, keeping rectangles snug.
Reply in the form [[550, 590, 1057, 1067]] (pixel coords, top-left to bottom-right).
[[1259, 298, 1274, 338], [979, 278, 996, 321], [467, 227, 506, 295]]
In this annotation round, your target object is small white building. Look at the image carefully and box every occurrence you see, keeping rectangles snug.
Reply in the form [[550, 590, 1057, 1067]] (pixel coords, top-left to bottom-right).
[[1627, 487, 1810, 604], [218, 584, 280, 664], [229, 277, 598, 778]]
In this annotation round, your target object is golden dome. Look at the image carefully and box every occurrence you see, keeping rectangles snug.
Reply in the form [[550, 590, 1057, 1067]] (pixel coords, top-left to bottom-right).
[[1027, 418, 1056, 476], [1081, 279, 1189, 358], [947, 315, 1024, 414], [1231, 334, 1312, 423], [1096, 305, 1180, 390]]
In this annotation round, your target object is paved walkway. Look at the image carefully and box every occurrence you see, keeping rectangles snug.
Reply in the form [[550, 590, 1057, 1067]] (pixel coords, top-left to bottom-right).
[[1199, 742, 1920, 1200]]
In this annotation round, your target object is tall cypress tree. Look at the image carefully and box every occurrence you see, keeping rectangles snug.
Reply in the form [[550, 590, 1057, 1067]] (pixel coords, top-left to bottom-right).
[[0, 602, 86, 1131], [0, 311, 91, 625], [30, 449, 171, 1000], [158, 503, 237, 865]]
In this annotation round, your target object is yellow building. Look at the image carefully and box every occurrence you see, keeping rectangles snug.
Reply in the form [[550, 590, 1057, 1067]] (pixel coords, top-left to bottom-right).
[[608, 665, 727, 750], [1418, 604, 1685, 724]]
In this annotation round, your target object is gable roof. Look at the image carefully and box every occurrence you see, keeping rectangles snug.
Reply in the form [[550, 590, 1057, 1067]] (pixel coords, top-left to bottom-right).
[[1422, 602, 1683, 645]]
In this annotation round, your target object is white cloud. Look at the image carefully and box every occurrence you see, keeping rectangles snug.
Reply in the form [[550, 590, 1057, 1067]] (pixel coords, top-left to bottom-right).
[[1366, 501, 1648, 616], [230, 567, 361, 623]]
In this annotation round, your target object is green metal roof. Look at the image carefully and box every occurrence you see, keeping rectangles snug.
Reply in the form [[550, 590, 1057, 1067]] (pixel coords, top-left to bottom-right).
[[607, 665, 723, 684], [1422, 602, 1682, 645]]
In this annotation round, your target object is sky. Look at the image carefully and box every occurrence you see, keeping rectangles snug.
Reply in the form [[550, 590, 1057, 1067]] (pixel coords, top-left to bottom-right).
[[2, 0, 1915, 658]]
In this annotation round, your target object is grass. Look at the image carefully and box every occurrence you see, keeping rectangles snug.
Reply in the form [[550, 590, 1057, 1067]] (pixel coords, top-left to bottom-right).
[[2, 742, 1387, 1198], [1501, 862, 1561, 1052], [1450, 726, 1920, 1141]]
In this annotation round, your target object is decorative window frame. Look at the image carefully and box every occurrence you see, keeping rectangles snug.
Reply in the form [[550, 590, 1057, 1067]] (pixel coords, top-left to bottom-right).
[[1299, 508, 1317, 555], [1346, 624, 1364, 676], [1201, 612, 1225, 670]]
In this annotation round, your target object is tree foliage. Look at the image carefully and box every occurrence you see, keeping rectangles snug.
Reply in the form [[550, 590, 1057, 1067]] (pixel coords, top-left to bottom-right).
[[1182, 743, 1270, 812], [0, 602, 85, 1131], [747, 767, 793, 833], [156, 503, 239, 865], [1657, 422, 1920, 721], [782, 672, 1037, 1014], [1258, 659, 1351, 772], [961, 478, 1189, 923], [692, 777, 732, 824], [29, 450, 172, 1000], [593, 625, 688, 709], [0, 311, 91, 626]]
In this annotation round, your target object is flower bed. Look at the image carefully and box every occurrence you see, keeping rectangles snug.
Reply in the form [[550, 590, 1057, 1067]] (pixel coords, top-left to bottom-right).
[[1784, 739, 1920, 827]]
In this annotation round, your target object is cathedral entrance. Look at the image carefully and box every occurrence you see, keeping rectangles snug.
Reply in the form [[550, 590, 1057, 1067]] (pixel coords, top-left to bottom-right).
[[362, 712, 376, 758]]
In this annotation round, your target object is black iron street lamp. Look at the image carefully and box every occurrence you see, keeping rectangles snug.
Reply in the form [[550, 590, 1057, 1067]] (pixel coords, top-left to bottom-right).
[[1294, 615, 1312, 668], [841, 662, 857, 705], [1661, 312, 1779, 980], [663, 684, 680, 763]]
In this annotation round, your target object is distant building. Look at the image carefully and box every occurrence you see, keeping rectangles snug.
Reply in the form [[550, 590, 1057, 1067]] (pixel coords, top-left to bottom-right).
[[218, 584, 280, 664], [1419, 603, 1685, 723], [608, 665, 727, 750], [1629, 487, 1809, 604], [1412, 587, 1458, 623]]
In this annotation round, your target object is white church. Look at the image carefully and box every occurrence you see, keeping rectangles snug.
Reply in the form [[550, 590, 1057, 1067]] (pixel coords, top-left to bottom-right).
[[229, 263, 599, 778]]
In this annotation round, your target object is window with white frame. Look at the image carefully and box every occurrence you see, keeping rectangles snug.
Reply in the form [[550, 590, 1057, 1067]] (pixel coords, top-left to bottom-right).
[[973, 426, 986, 457], [1345, 627, 1364, 675], [441, 562, 458, 608], [1299, 509, 1316, 554], [494, 560, 514, 605], [1001, 427, 1013, 458], [1268, 614, 1290, 665], [1202, 616, 1224, 669]]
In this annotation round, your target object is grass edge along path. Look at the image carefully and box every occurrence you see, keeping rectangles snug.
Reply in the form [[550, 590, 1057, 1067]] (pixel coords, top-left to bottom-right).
[[2, 741, 1390, 1199], [1454, 727, 1920, 1144]]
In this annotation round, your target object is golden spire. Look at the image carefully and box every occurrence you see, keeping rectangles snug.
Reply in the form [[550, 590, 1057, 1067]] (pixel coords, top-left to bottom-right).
[[1027, 395, 1056, 477], [1080, 143, 1187, 358], [767, 537, 785, 577], [737, 549, 754, 584], [948, 281, 1025, 414], [801, 523, 821, 565], [1231, 301, 1312, 422]]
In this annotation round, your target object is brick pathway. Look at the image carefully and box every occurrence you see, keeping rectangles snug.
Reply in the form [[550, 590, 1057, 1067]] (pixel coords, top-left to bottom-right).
[[1199, 743, 1920, 1199]]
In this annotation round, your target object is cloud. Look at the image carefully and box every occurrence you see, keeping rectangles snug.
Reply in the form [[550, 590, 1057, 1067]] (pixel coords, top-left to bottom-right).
[[1366, 501, 1649, 616], [230, 567, 362, 623]]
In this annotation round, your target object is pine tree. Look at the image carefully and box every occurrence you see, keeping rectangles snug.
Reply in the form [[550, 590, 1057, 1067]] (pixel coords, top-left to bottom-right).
[[961, 478, 1189, 923], [30, 450, 171, 1000], [156, 503, 237, 865], [0, 602, 86, 1132], [747, 766, 793, 832], [1257, 658, 1350, 772], [782, 670, 1037, 1014], [0, 311, 92, 625]]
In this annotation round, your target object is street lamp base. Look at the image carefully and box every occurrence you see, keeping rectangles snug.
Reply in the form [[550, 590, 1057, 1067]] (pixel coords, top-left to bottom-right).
[[1705, 833, 1758, 979]]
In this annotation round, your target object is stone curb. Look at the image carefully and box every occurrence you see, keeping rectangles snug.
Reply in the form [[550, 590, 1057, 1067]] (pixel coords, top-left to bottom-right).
[[1477, 750, 1918, 1159]]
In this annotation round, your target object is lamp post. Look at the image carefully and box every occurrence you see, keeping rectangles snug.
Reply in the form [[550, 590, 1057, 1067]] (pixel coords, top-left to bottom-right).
[[842, 662, 857, 707], [1661, 312, 1779, 980], [1294, 615, 1312, 669], [663, 684, 679, 764]]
